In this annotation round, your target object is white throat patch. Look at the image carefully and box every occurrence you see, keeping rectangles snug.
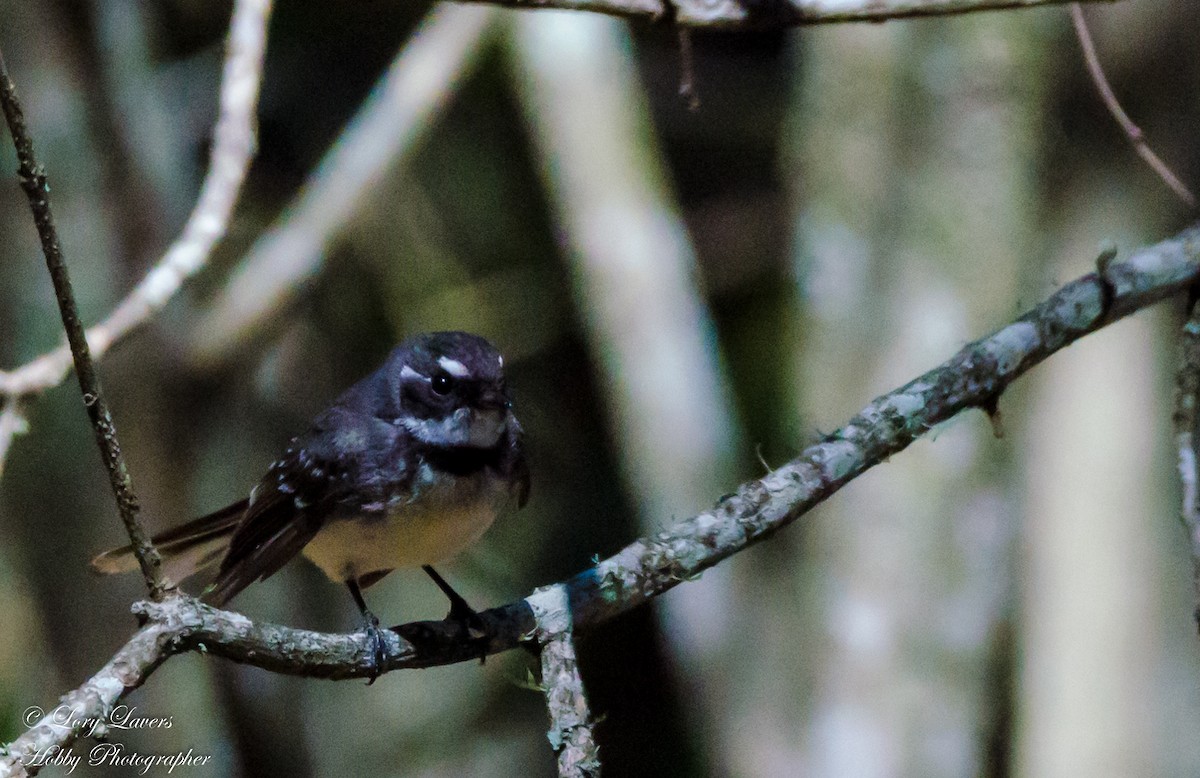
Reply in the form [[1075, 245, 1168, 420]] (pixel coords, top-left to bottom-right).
[[401, 407, 506, 449]]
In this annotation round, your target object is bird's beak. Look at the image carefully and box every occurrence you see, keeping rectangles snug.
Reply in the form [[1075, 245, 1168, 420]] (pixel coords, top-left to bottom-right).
[[476, 389, 507, 411]]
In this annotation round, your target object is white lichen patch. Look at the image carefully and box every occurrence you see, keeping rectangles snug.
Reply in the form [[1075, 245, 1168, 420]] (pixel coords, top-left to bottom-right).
[[816, 439, 859, 482], [1122, 239, 1198, 292], [884, 391, 926, 419], [1050, 286, 1102, 329], [527, 584, 572, 636], [984, 321, 1038, 376]]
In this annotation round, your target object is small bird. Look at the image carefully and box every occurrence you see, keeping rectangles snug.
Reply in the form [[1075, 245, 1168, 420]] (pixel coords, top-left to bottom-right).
[[92, 331, 529, 677]]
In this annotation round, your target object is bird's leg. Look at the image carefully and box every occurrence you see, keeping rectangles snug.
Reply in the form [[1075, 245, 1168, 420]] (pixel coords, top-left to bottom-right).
[[422, 565, 487, 643], [347, 579, 388, 684]]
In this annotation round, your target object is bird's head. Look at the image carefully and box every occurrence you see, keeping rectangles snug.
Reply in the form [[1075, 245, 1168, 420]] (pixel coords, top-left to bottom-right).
[[387, 331, 512, 449]]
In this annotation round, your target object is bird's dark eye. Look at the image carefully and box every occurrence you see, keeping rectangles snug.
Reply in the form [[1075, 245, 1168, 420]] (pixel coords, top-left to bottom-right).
[[431, 371, 454, 396]]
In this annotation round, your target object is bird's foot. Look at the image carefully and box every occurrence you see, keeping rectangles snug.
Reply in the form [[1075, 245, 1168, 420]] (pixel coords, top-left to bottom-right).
[[360, 610, 390, 684], [419, 566, 490, 663], [445, 599, 490, 664], [446, 598, 486, 639]]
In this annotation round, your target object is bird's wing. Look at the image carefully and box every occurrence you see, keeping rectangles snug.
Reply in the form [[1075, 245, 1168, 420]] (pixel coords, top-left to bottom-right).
[[204, 407, 401, 606]]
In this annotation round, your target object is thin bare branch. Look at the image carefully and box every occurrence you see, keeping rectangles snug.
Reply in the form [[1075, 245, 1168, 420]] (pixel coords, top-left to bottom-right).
[[1070, 3, 1196, 208], [529, 585, 601, 777], [0, 47, 166, 597], [453, 0, 1117, 29], [5, 224, 1200, 776], [0, 0, 274, 399]]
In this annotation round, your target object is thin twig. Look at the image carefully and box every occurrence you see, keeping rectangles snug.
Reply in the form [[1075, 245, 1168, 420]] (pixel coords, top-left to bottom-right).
[[1070, 3, 1196, 208], [453, 0, 1115, 29], [529, 585, 602, 777], [0, 0, 273, 399], [0, 48, 165, 597], [1175, 297, 1200, 630], [5, 223, 1200, 776]]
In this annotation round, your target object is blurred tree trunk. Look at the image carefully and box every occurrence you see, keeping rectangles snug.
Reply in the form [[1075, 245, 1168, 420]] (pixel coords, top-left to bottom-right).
[[512, 12, 742, 773], [1015, 3, 1200, 774], [782, 11, 1048, 775]]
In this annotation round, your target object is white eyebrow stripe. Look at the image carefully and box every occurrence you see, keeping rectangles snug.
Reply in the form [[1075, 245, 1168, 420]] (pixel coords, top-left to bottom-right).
[[437, 357, 470, 377], [400, 365, 425, 381]]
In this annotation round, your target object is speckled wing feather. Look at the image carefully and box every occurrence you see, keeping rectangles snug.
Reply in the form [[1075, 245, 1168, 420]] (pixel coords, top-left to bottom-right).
[[203, 406, 404, 606]]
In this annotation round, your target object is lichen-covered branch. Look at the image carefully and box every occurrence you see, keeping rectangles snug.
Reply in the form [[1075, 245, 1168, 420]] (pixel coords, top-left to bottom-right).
[[0, 0, 273, 399], [454, 0, 1117, 29], [529, 585, 601, 777], [1175, 297, 1200, 630], [0, 593, 536, 775], [0, 47, 166, 597], [0, 614, 175, 775], [5, 224, 1199, 777]]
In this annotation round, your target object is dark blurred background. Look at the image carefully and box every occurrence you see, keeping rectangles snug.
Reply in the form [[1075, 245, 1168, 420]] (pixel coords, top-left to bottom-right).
[[1, 1, 1199, 775]]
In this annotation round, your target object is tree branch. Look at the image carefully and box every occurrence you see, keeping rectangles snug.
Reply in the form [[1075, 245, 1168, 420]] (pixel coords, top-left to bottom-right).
[[1070, 3, 1196, 208], [5, 223, 1199, 776], [0, 0, 273, 399], [0, 613, 174, 776], [529, 585, 601, 777], [453, 0, 1118, 29], [0, 47, 166, 596], [1175, 295, 1200, 631]]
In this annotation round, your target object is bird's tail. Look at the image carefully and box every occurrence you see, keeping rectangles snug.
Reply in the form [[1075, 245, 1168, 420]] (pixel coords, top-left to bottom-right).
[[90, 499, 248, 586]]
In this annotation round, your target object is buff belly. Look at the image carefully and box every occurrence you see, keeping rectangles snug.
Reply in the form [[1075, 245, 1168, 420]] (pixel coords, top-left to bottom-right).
[[301, 477, 506, 583]]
